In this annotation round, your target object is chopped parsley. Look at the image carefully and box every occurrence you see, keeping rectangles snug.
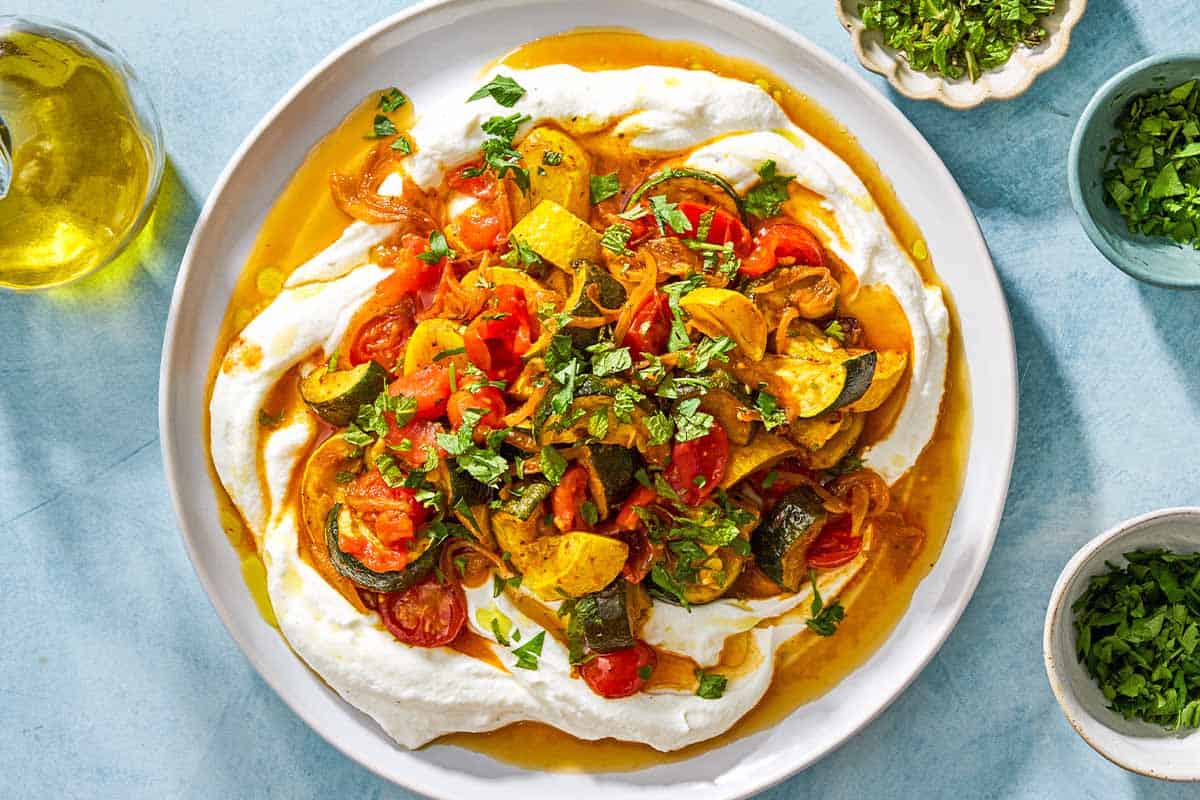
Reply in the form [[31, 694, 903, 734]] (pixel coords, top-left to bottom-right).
[[648, 194, 691, 235], [588, 341, 633, 377], [542, 150, 564, 166], [806, 569, 846, 637], [600, 223, 635, 255], [755, 391, 788, 431], [1073, 550, 1200, 730], [587, 406, 610, 439], [502, 236, 543, 269], [378, 88, 407, 112], [860, 0, 1056, 82], [590, 173, 621, 204], [824, 319, 846, 343], [539, 445, 568, 486], [695, 669, 728, 699], [743, 160, 794, 218], [470, 113, 532, 193], [467, 75, 526, 107], [1103, 79, 1200, 248], [645, 412, 675, 446], [390, 135, 412, 154], [672, 397, 714, 443], [417, 230, 457, 264], [368, 114, 398, 139], [511, 630, 546, 670]]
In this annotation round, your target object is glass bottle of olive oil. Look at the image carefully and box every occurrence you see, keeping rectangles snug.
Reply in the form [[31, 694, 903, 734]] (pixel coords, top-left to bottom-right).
[[0, 19, 163, 290]]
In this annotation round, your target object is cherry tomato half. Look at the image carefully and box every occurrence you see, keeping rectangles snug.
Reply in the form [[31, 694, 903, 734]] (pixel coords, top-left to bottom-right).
[[464, 285, 534, 382], [384, 417, 445, 471], [377, 576, 466, 648], [740, 220, 824, 278], [374, 233, 445, 297], [349, 307, 415, 371], [579, 641, 657, 699], [806, 517, 863, 569], [677, 201, 751, 252], [341, 471, 431, 568], [389, 363, 453, 421], [552, 465, 591, 532], [615, 485, 659, 532], [666, 422, 729, 506], [447, 386, 507, 438], [623, 291, 672, 359]]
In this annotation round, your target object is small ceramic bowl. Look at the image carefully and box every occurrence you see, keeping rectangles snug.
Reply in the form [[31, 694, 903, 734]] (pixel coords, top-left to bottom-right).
[[1069, 53, 1200, 289], [835, 0, 1087, 109], [1043, 507, 1200, 781]]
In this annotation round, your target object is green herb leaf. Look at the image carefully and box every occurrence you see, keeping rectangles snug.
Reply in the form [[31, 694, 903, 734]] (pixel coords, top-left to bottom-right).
[[590, 173, 621, 204], [542, 150, 564, 166], [540, 445, 568, 486], [378, 88, 408, 112], [390, 135, 412, 154], [511, 630, 546, 670], [806, 568, 845, 637], [695, 669, 728, 699], [649, 194, 691, 235], [743, 160, 794, 218], [418, 230, 457, 264], [600, 223, 635, 255], [369, 114, 399, 139], [467, 75, 526, 107]]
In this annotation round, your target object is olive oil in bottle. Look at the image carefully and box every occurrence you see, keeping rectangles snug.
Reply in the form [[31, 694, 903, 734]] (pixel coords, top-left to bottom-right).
[[0, 24, 160, 290]]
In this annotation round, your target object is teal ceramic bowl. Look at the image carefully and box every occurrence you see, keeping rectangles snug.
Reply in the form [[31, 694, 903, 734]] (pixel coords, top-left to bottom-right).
[[1069, 53, 1200, 288]]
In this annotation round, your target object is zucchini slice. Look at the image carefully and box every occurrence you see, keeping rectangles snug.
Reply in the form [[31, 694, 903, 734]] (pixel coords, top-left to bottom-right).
[[570, 579, 637, 655], [732, 355, 847, 420], [830, 351, 876, 410], [807, 413, 865, 471], [752, 486, 828, 592], [625, 167, 745, 221], [845, 349, 908, 413], [300, 361, 387, 426], [501, 479, 552, 521], [324, 503, 442, 593], [578, 444, 639, 518], [699, 388, 755, 447], [564, 259, 628, 348], [449, 466, 493, 507]]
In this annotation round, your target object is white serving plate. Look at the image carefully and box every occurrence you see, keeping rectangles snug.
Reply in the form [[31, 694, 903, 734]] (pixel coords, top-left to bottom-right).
[[159, 1, 1017, 797]]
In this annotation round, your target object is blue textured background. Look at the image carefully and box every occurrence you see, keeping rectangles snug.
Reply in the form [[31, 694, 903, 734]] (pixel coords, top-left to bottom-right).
[[2, 1, 1197, 797]]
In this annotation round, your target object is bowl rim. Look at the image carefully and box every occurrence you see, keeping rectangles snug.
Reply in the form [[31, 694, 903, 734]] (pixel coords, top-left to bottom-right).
[[158, 1, 1017, 796], [1043, 506, 1200, 781], [834, 0, 1088, 110], [1067, 51, 1200, 290]]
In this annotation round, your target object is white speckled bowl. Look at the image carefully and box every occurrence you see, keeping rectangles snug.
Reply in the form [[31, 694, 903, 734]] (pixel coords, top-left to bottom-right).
[[836, 0, 1088, 109], [1044, 508, 1200, 781]]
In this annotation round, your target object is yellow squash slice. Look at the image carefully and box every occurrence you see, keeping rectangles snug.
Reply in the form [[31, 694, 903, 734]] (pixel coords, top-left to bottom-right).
[[522, 532, 629, 599], [508, 199, 602, 271], [679, 287, 768, 360]]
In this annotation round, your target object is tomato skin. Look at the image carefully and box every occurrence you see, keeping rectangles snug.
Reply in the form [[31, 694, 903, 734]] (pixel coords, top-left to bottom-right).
[[389, 363, 452, 420], [740, 220, 824, 278], [447, 386, 507, 437], [677, 201, 751, 252], [666, 422, 729, 506], [579, 641, 657, 699], [375, 234, 445, 297], [552, 465, 591, 532], [457, 204, 507, 252], [464, 285, 534, 382], [615, 485, 658, 531], [377, 576, 466, 648], [384, 417, 445, 471], [341, 471, 431, 567], [623, 292, 672, 359], [349, 308, 416, 371], [806, 517, 863, 569], [448, 164, 499, 200]]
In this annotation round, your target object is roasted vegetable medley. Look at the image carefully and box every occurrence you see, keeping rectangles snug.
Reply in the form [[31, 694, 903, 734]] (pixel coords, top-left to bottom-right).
[[288, 80, 924, 701]]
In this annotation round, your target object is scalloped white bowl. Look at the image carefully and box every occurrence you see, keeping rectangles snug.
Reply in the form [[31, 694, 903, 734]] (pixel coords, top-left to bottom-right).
[[160, 1, 1017, 797], [836, 0, 1088, 109]]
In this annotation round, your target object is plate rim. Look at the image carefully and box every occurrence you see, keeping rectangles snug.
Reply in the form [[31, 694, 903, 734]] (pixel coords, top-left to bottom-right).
[[158, 0, 1017, 796]]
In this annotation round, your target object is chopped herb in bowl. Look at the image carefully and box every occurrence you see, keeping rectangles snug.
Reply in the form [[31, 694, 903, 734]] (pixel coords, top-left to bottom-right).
[[1072, 549, 1200, 731], [859, 0, 1057, 82], [1103, 79, 1200, 248]]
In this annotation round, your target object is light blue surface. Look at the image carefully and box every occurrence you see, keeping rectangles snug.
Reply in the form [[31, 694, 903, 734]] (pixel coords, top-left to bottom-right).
[[2, 1, 1198, 798]]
